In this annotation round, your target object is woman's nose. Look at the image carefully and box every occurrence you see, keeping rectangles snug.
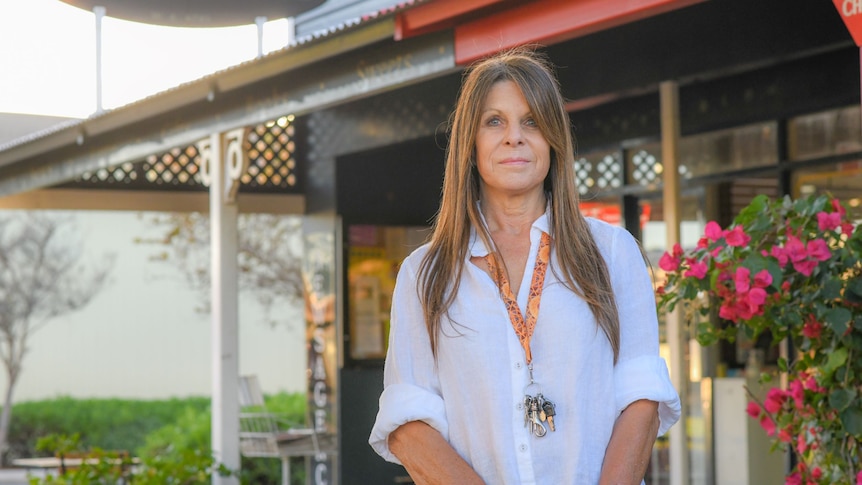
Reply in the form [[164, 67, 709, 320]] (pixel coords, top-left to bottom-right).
[[504, 124, 524, 145]]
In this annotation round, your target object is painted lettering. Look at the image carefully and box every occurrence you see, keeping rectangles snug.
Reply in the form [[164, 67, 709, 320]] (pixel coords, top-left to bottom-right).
[[313, 326, 326, 353], [314, 380, 327, 407], [314, 462, 328, 485], [845, 0, 862, 16], [315, 408, 327, 432]]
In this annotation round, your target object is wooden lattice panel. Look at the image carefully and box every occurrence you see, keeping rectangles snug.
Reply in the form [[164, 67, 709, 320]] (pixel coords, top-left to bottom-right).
[[66, 117, 301, 193], [244, 115, 298, 189]]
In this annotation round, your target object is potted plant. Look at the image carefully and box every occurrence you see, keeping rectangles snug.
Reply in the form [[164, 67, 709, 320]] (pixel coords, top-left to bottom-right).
[[657, 194, 862, 485]]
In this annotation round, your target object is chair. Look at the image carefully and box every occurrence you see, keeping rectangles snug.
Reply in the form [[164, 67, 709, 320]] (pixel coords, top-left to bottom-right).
[[238, 375, 304, 485]]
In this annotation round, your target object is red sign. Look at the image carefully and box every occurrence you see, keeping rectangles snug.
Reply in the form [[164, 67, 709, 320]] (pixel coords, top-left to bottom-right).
[[835, 0, 862, 46], [580, 202, 652, 228]]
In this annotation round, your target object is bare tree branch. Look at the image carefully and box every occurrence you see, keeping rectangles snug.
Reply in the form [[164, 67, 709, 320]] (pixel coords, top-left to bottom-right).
[[0, 212, 113, 463], [139, 212, 304, 327]]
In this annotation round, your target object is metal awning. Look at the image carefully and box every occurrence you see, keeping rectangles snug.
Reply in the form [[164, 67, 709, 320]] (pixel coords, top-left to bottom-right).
[[0, 16, 456, 205], [58, 0, 326, 27]]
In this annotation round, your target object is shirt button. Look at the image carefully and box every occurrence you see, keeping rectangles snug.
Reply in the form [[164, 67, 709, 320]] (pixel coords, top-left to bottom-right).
[[516, 402, 523, 411], [519, 444, 528, 453], [514, 362, 522, 370]]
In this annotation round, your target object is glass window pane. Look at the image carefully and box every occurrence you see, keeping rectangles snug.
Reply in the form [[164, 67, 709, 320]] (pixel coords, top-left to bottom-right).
[[793, 162, 862, 221], [347, 225, 427, 360], [626, 122, 778, 185], [575, 149, 624, 197], [789, 105, 862, 160], [579, 199, 624, 227]]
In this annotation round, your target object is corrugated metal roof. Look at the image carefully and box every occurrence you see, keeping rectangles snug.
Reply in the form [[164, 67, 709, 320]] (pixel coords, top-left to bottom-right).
[[0, 118, 82, 153], [0, 0, 431, 154]]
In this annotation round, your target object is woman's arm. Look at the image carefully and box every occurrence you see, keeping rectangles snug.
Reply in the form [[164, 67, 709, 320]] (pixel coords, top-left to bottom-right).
[[599, 399, 660, 485], [389, 421, 486, 485]]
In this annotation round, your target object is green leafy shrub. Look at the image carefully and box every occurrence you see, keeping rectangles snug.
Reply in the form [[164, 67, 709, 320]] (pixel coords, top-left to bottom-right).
[[12, 393, 308, 484], [658, 194, 862, 484], [31, 433, 231, 485], [8, 396, 209, 461]]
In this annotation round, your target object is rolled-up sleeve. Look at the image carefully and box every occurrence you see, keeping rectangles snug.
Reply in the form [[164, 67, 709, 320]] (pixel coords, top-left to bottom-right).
[[610, 228, 681, 437], [369, 383, 448, 463], [368, 250, 449, 464]]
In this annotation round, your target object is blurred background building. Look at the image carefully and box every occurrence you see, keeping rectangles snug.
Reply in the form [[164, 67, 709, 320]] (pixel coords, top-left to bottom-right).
[[0, 1, 859, 484]]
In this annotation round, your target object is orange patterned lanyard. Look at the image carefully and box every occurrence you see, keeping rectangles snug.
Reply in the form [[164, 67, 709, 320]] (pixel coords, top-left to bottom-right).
[[486, 231, 556, 437], [484, 231, 551, 366]]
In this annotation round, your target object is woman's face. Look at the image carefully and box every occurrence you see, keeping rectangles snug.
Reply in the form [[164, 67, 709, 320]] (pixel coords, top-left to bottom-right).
[[474, 80, 551, 200]]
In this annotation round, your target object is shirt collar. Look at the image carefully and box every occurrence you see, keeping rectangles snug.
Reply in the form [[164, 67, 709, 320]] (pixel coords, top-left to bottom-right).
[[468, 201, 551, 258]]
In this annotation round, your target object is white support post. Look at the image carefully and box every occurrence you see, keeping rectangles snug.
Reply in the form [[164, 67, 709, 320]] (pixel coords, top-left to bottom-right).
[[255, 16, 267, 59], [93, 6, 105, 114], [661, 80, 690, 485], [199, 132, 242, 485]]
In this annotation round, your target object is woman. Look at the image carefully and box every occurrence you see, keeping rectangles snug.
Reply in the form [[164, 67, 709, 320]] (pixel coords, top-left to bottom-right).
[[369, 47, 680, 484]]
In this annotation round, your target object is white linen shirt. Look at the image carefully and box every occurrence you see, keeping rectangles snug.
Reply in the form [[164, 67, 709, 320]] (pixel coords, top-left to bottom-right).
[[369, 212, 681, 484]]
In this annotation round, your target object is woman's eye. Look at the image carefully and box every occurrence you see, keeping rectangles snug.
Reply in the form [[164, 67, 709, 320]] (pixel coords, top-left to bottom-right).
[[486, 117, 501, 126], [524, 118, 537, 127]]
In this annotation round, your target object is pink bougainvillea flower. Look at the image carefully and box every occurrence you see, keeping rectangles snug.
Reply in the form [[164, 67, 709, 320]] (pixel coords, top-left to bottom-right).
[[659, 243, 683, 272], [764, 387, 786, 414], [806, 239, 831, 262], [789, 379, 805, 409], [797, 432, 808, 454], [704, 220, 723, 241], [771, 245, 789, 267], [746, 401, 761, 418], [697, 237, 709, 249], [684, 260, 708, 279], [778, 426, 792, 443], [842, 221, 854, 235], [718, 303, 737, 322], [856, 469, 861, 485], [785, 472, 801, 485], [747, 287, 767, 307], [724, 225, 751, 247], [785, 236, 807, 263], [753, 269, 773, 288], [832, 198, 846, 216], [760, 414, 777, 436], [734, 267, 751, 293], [659, 252, 679, 272], [817, 211, 841, 231], [811, 467, 822, 480], [793, 259, 818, 277], [802, 316, 822, 340]]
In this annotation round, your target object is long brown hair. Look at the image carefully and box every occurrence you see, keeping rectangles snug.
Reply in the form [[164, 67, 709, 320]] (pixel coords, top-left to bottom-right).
[[417, 47, 621, 362]]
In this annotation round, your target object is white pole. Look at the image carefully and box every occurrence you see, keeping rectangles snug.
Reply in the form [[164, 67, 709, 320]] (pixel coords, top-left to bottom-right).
[[207, 133, 241, 485], [661, 80, 690, 485], [255, 16, 267, 58], [281, 457, 290, 485], [93, 6, 105, 114], [286, 17, 296, 47]]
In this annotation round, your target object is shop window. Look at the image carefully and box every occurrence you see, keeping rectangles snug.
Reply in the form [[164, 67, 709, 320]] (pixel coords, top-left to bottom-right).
[[794, 164, 862, 220], [626, 122, 778, 186], [627, 144, 664, 187], [578, 199, 625, 227], [574, 149, 624, 196], [789, 105, 862, 160], [346, 225, 428, 361]]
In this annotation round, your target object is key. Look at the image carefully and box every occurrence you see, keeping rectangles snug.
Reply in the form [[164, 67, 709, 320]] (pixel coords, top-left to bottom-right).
[[529, 398, 547, 437], [542, 399, 556, 432], [536, 394, 547, 422], [523, 396, 533, 428]]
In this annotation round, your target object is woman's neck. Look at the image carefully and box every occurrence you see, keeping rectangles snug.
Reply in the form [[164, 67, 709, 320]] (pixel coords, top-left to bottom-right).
[[480, 190, 547, 237]]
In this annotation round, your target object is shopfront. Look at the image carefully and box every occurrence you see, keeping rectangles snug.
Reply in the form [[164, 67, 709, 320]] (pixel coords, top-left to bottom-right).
[[0, 1, 858, 483]]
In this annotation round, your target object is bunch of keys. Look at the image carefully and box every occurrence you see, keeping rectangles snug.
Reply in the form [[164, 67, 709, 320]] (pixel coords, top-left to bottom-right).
[[523, 393, 556, 437]]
